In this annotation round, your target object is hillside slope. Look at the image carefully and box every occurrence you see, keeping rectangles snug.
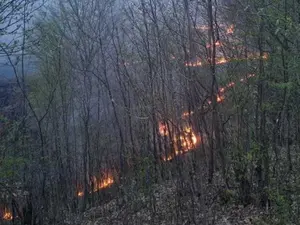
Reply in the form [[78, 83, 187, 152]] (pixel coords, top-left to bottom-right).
[[79, 173, 265, 225]]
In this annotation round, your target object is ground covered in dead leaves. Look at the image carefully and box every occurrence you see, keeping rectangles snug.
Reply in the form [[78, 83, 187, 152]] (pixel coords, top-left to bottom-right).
[[79, 176, 266, 225]]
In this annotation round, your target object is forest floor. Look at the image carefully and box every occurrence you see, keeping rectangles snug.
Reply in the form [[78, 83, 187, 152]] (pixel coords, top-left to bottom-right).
[[76, 166, 269, 225], [69, 147, 300, 225], [78, 180, 266, 225]]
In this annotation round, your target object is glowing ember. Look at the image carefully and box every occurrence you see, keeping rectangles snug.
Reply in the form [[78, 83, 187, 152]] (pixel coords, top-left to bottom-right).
[[184, 51, 268, 68], [192, 135, 197, 145], [227, 24, 234, 34], [3, 208, 12, 221], [185, 60, 202, 67], [215, 40, 221, 47], [159, 121, 169, 136], [182, 111, 194, 118], [216, 57, 228, 65], [262, 53, 268, 59], [227, 82, 235, 88], [163, 155, 174, 162], [247, 73, 256, 78], [217, 94, 225, 102], [206, 41, 222, 49], [77, 191, 84, 197], [196, 25, 210, 31]]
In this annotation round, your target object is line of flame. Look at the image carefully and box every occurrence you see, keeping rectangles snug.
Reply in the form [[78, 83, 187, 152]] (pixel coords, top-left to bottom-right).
[[184, 53, 268, 68], [77, 174, 114, 197], [160, 124, 198, 162]]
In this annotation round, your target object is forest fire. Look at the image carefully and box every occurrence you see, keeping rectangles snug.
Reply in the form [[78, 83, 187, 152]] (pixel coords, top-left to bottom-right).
[[207, 94, 225, 105], [160, 125, 198, 162], [195, 25, 210, 31], [184, 49, 269, 68], [77, 173, 114, 197], [196, 24, 234, 33], [227, 24, 234, 34], [215, 40, 221, 47], [227, 82, 235, 88], [184, 60, 202, 67], [3, 208, 12, 221], [181, 127, 197, 150], [206, 40, 222, 48], [263, 53, 269, 59], [219, 87, 225, 93], [91, 174, 114, 192], [77, 191, 84, 197], [182, 111, 194, 118], [217, 94, 225, 102], [216, 57, 228, 65], [161, 72, 257, 160], [159, 121, 169, 136]]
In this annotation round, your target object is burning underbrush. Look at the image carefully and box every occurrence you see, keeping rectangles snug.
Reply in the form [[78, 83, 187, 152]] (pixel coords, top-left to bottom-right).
[[158, 121, 199, 162], [157, 72, 257, 163], [77, 172, 116, 197], [80, 164, 264, 225], [184, 50, 268, 68], [1, 207, 13, 221]]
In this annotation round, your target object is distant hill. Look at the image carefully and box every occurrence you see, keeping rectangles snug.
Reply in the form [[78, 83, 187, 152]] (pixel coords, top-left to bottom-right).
[[0, 60, 36, 123], [0, 57, 37, 78], [0, 65, 15, 78], [0, 78, 24, 122]]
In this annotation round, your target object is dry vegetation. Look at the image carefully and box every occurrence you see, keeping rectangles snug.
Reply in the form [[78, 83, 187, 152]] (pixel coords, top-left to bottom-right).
[[1, 0, 300, 224]]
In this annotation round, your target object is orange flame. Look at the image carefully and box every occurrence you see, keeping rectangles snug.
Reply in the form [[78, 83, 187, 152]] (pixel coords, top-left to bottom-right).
[[184, 51, 268, 67], [77, 173, 114, 197], [77, 191, 84, 197], [91, 174, 114, 192], [181, 127, 197, 150], [196, 25, 210, 31], [182, 111, 194, 118], [159, 121, 169, 136], [217, 94, 225, 102], [215, 40, 221, 47], [3, 208, 12, 221], [207, 73, 256, 105], [161, 73, 257, 161], [227, 82, 235, 88], [227, 24, 234, 34], [206, 41, 222, 49], [185, 60, 202, 67], [262, 52, 269, 59], [163, 155, 174, 161], [219, 87, 225, 93], [161, 126, 198, 161], [216, 57, 228, 65]]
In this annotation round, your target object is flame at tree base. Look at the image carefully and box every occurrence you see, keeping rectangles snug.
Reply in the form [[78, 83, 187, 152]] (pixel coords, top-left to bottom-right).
[[91, 174, 114, 192], [77, 191, 84, 197], [160, 125, 199, 162], [77, 173, 114, 197], [3, 208, 12, 221]]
